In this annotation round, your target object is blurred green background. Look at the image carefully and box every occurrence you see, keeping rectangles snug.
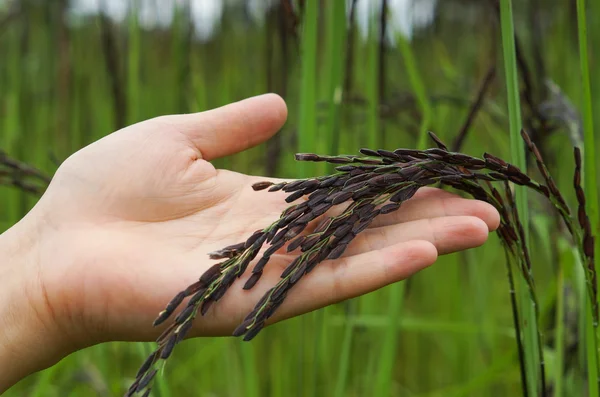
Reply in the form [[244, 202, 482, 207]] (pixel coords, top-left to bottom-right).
[[1, 0, 599, 395]]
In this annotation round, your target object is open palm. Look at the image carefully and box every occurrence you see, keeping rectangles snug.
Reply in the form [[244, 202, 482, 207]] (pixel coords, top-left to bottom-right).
[[26, 94, 499, 351]]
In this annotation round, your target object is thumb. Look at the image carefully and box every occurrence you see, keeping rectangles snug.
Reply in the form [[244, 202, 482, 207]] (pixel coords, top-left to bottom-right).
[[162, 94, 288, 161]]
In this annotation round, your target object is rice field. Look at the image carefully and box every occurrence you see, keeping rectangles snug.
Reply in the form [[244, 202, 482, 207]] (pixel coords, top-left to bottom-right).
[[1, 1, 599, 396]]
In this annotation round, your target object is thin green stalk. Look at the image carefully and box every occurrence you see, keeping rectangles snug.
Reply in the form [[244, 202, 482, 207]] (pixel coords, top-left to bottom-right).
[[4, 24, 21, 230], [555, 255, 566, 397], [576, 0, 599, 256], [324, 0, 346, 159], [297, 5, 320, 393], [499, 0, 541, 395], [240, 343, 260, 397], [397, 32, 431, 150], [366, 4, 379, 149], [506, 252, 529, 397], [374, 282, 406, 395], [576, 1, 600, 394], [297, 1, 319, 178], [334, 311, 355, 397], [127, 0, 140, 124]]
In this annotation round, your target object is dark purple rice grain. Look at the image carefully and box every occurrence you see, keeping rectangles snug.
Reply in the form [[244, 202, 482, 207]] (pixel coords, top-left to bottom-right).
[[153, 309, 173, 327], [327, 157, 354, 164], [285, 190, 305, 203], [308, 192, 328, 207], [483, 152, 508, 168], [272, 281, 290, 300], [174, 305, 195, 325], [338, 232, 357, 245], [296, 212, 317, 224], [312, 202, 333, 217], [188, 289, 206, 306], [287, 236, 306, 252], [232, 319, 253, 337], [281, 257, 301, 278], [585, 235, 595, 258], [268, 182, 286, 192], [352, 219, 372, 235], [200, 263, 222, 285], [245, 231, 265, 248], [284, 224, 307, 239], [328, 244, 348, 260], [488, 172, 508, 181], [352, 189, 376, 200], [136, 369, 158, 392], [252, 181, 274, 191], [336, 165, 358, 172], [160, 335, 177, 359], [290, 264, 307, 284], [333, 223, 353, 238], [380, 203, 401, 214], [243, 322, 265, 341], [301, 235, 322, 251], [243, 272, 263, 290], [295, 153, 321, 161], [360, 148, 380, 157], [377, 149, 401, 160], [200, 299, 214, 316], [270, 228, 289, 246], [156, 323, 178, 343], [252, 257, 270, 274], [320, 176, 339, 188], [136, 351, 158, 378], [211, 284, 229, 301]]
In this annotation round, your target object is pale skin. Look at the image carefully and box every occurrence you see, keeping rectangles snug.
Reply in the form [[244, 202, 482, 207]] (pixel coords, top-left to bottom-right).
[[0, 94, 499, 392]]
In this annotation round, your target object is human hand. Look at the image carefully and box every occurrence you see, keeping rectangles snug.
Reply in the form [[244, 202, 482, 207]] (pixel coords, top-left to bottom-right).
[[0, 94, 499, 391]]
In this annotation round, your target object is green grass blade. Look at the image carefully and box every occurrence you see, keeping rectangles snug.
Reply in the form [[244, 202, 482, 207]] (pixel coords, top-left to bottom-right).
[[396, 32, 431, 150], [297, 1, 319, 178], [334, 311, 355, 397], [324, 0, 346, 158], [127, 0, 141, 124], [374, 282, 406, 395], [555, 250, 567, 397], [366, 4, 379, 149], [499, 0, 540, 395], [576, 1, 600, 394]]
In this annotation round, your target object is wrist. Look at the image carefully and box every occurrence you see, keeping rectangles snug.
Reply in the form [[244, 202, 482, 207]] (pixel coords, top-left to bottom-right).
[[0, 213, 68, 392]]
